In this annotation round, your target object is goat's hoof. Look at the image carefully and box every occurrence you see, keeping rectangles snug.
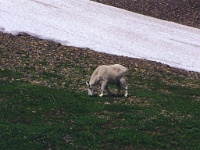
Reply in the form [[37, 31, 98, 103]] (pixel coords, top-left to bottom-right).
[[99, 94, 103, 97]]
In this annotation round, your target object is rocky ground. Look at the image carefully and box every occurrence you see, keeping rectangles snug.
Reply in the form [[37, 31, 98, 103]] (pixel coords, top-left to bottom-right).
[[1, 32, 200, 94], [1, 1, 200, 92], [92, 0, 200, 29]]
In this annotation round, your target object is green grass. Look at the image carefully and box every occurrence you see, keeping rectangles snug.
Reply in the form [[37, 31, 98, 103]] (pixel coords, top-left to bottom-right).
[[1, 32, 200, 149], [1, 69, 200, 149]]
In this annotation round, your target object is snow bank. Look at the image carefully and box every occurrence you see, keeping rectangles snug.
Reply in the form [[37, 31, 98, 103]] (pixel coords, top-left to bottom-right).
[[0, 0, 200, 72]]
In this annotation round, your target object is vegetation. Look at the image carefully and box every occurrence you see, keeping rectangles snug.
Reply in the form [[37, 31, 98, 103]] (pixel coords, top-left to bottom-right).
[[1, 32, 200, 149]]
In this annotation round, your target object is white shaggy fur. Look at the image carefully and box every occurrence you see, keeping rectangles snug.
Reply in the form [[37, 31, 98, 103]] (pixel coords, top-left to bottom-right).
[[86, 64, 128, 97]]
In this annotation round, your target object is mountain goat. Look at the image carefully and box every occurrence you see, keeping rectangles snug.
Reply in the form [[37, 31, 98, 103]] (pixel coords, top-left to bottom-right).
[[86, 64, 128, 97]]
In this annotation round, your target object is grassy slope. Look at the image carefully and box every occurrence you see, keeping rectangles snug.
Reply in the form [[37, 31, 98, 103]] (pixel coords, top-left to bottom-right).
[[1, 32, 200, 149]]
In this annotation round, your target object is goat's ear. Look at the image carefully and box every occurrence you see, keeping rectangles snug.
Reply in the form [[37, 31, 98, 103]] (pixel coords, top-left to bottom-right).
[[86, 82, 89, 86]]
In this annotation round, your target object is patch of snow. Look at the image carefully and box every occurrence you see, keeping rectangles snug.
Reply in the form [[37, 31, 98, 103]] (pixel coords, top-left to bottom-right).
[[0, 0, 200, 72]]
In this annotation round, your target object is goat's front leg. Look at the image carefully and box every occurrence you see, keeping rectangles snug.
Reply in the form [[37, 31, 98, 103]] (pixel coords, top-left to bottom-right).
[[99, 80, 107, 97]]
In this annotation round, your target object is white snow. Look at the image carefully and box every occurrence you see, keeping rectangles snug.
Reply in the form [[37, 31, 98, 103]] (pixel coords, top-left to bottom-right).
[[0, 0, 200, 72]]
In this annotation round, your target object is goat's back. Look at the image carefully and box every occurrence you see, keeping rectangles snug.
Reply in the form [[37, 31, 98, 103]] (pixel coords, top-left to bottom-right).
[[97, 64, 127, 79]]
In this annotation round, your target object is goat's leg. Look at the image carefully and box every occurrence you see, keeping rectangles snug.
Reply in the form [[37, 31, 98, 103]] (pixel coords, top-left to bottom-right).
[[99, 80, 107, 97], [105, 84, 112, 96], [116, 81, 121, 96], [119, 78, 128, 97]]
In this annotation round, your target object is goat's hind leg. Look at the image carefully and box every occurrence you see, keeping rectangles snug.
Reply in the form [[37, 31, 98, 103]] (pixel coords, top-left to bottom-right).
[[119, 78, 128, 97]]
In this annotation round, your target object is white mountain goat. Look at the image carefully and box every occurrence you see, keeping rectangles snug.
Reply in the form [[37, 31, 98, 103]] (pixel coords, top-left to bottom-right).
[[86, 64, 128, 97]]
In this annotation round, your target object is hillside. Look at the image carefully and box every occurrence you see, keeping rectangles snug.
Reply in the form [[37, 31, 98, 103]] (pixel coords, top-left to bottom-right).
[[1, 31, 200, 149], [1, 32, 200, 91], [92, 0, 200, 28], [1, 1, 200, 149]]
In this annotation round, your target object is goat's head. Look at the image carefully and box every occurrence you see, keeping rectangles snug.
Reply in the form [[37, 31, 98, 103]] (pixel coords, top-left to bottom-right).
[[86, 82, 94, 96]]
